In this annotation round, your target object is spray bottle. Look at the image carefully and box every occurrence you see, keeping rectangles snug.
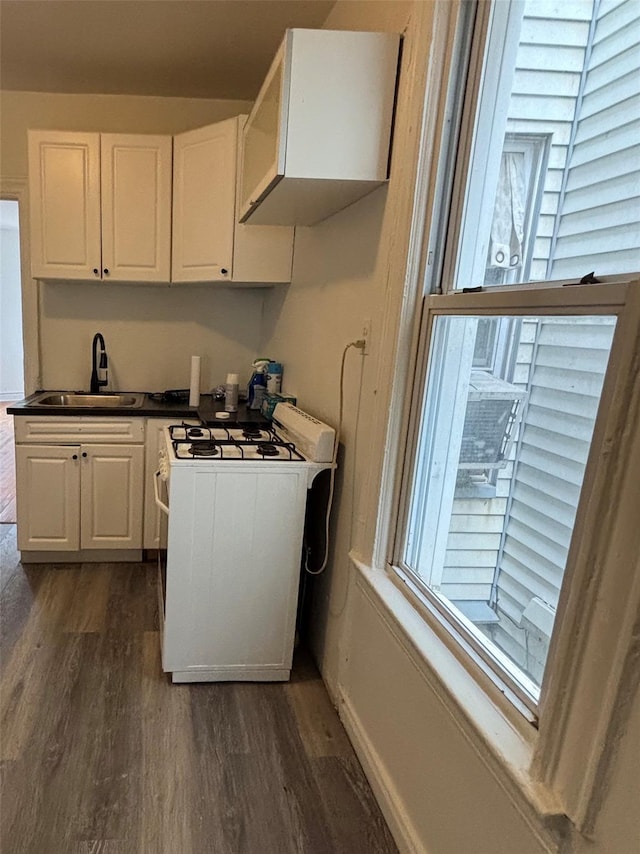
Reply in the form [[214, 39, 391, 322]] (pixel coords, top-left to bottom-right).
[[247, 358, 270, 410]]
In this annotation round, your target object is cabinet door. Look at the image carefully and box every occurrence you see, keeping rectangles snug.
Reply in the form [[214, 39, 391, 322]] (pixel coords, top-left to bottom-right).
[[172, 119, 237, 282], [15, 445, 80, 550], [28, 131, 101, 280], [100, 134, 172, 282], [239, 39, 288, 222], [81, 444, 144, 549], [232, 117, 294, 284]]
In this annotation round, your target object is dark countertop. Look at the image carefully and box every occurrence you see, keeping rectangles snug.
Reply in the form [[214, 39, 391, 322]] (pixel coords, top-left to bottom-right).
[[8, 393, 268, 425]]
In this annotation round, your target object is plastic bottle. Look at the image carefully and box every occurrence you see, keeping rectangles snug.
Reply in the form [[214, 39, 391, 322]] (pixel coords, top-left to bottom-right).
[[266, 361, 283, 394], [247, 359, 270, 410], [224, 372, 239, 412]]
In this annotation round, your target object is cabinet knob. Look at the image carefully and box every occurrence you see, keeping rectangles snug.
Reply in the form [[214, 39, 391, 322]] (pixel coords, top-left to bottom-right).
[[221, 268, 228, 275], [103, 268, 110, 276], [93, 268, 99, 276], [82, 452, 88, 458], [72, 454, 78, 460]]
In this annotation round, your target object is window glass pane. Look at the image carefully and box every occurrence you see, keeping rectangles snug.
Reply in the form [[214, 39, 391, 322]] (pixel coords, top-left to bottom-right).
[[405, 313, 616, 699], [456, 0, 640, 288]]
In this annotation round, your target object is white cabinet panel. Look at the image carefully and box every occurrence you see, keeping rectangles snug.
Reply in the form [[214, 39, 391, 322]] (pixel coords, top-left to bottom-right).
[[28, 131, 101, 280], [163, 466, 308, 678], [172, 120, 237, 282], [16, 445, 80, 550], [100, 135, 172, 282], [81, 444, 144, 549], [15, 416, 145, 444]]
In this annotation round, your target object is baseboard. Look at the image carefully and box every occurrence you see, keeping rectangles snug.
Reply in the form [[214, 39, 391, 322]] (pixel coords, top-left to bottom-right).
[[338, 690, 427, 854], [21, 548, 143, 563]]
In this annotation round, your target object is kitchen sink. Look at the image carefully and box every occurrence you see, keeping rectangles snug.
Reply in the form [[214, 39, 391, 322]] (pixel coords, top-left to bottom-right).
[[33, 392, 145, 408]]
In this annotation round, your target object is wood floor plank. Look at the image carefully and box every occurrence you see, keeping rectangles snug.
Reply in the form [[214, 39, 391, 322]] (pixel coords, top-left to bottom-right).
[[0, 526, 44, 661], [285, 664, 353, 759], [0, 570, 80, 761], [139, 631, 197, 854], [63, 564, 112, 632], [209, 683, 331, 854], [312, 754, 399, 854]]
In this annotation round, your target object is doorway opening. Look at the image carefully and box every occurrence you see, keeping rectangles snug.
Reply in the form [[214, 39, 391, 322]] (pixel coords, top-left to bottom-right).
[[1, 199, 24, 399], [1, 198, 23, 524]]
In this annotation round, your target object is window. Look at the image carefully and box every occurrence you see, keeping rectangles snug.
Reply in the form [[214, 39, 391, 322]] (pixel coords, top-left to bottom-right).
[[393, 0, 640, 727]]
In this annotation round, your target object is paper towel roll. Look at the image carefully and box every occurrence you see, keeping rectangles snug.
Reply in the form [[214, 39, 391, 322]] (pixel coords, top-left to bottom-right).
[[189, 356, 201, 407]]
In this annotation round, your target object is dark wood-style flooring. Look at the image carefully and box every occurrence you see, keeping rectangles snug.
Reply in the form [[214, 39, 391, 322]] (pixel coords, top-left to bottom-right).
[[0, 525, 397, 854]]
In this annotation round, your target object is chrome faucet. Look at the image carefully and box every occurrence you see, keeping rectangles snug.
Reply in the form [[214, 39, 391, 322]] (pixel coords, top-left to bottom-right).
[[90, 333, 108, 393]]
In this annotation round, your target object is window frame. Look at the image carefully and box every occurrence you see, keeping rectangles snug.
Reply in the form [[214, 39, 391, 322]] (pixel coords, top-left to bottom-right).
[[394, 281, 633, 720], [382, 0, 640, 831]]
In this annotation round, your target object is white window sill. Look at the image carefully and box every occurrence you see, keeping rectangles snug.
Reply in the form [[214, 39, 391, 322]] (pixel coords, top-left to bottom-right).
[[348, 551, 570, 840]]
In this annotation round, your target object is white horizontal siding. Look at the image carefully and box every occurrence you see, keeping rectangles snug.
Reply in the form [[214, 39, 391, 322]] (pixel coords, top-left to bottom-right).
[[575, 94, 640, 144], [517, 44, 588, 72], [569, 119, 640, 167], [583, 43, 640, 95], [525, 1, 593, 22], [557, 197, 640, 237], [521, 17, 591, 46], [503, 2, 593, 280], [441, 583, 494, 601], [589, 12, 640, 67], [552, 247, 640, 277], [552, 223, 640, 260], [559, 170, 640, 213], [550, 0, 640, 278], [491, 319, 614, 683], [509, 94, 581, 122], [514, 69, 581, 98], [592, 0, 640, 42], [579, 68, 640, 118]]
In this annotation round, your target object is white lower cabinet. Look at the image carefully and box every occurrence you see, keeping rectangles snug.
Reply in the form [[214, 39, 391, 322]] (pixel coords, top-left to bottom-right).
[[15, 445, 81, 550], [80, 444, 144, 549], [15, 417, 145, 555]]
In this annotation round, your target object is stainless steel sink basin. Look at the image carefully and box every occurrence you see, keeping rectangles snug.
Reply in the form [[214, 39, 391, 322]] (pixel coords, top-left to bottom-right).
[[33, 392, 145, 408]]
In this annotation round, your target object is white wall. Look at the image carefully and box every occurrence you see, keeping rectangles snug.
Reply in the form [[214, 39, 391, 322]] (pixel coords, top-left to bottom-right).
[[264, 2, 640, 853], [39, 282, 263, 393], [0, 200, 24, 396], [1, 90, 264, 393]]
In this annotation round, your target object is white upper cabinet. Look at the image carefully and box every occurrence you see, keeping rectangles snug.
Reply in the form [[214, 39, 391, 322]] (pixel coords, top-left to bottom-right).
[[28, 130, 172, 282], [172, 116, 294, 284], [28, 131, 102, 280], [172, 119, 237, 283], [239, 29, 401, 227], [100, 134, 172, 282]]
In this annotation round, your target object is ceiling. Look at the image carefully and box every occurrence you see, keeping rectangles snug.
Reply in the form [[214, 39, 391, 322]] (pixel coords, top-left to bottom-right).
[[0, 0, 336, 101]]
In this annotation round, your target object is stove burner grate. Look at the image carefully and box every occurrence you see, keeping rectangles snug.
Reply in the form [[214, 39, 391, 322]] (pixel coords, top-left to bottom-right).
[[242, 426, 263, 439], [190, 441, 219, 457], [256, 443, 280, 457]]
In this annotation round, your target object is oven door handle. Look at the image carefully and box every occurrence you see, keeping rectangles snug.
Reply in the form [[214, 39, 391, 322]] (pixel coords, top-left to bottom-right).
[[154, 470, 170, 517]]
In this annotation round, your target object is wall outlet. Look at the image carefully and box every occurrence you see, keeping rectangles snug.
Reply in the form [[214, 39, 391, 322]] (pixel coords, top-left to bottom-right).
[[360, 318, 371, 353]]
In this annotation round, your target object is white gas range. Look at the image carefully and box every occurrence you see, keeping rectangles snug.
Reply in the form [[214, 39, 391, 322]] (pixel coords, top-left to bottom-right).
[[155, 403, 335, 683]]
